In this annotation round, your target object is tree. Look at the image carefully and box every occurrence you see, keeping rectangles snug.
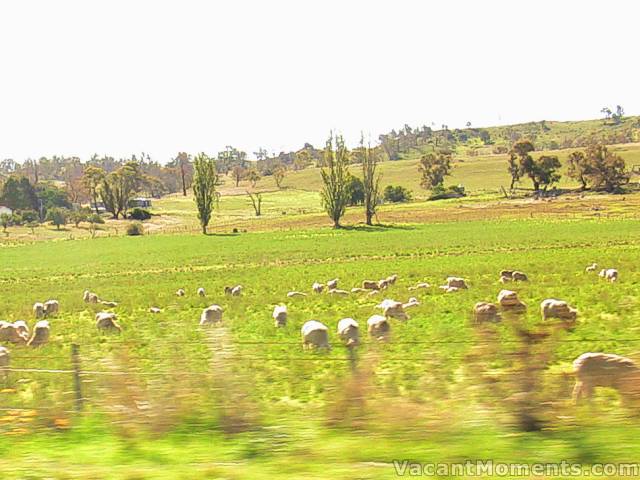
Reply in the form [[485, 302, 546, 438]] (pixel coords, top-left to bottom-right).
[[46, 207, 68, 230], [69, 209, 90, 227], [231, 165, 246, 187], [246, 169, 261, 188], [177, 152, 191, 196], [99, 162, 142, 219], [583, 143, 630, 192], [82, 166, 106, 214], [87, 213, 104, 238], [0, 213, 11, 233], [527, 155, 562, 191], [293, 150, 312, 170], [383, 185, 412, 203], [273, 164, 286, 188], [320, 133, 350, 228], [0, 176, 38, 211], [507, 140, 535, 190], [345, 174, 364, 206], [601, 107, 612, 123], [567, 151, 589, 190], [419, 152, 452, 190], [360, 139, 382, 225], [192, 153, 217, 234], [612, 105, 625, 125], [247, 191, 262, 216]]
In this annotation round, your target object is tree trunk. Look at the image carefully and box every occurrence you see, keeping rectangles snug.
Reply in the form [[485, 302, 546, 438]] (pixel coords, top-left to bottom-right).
[[202, 224, 207, 234], [365, 211, 373, 226], [180, 162, 187, 196]]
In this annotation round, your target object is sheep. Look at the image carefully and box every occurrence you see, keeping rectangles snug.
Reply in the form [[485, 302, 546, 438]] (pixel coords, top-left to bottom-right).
[[599, 268, 619, 282], [403, 297, 420, 309], [326, 279, 338, 290], [351, 287, 368, 293], [446, 277, 468, 289], [541, 299, 577, 321], [312, 282, 325, 294], [572, 352, 640, 404], [500, 270, 514, 279], [224, 286, 234, 295], [386, 274, 398, 285], [0, 321, 28, 344], [511, 271, 528, 282], [367, 314, 390, 340], [100, 301, 118, 308], [95, 312, 122, 332], [43, 300, 59, 316], [362, 280, 380, 291], [231, 285, 243, 296], [337, 318, 359, 347], [497, 290, 526, 310], [368, 290, 380, 296], [287, 291, 307, 298], [474, 302, 500, 322], [440, 285, 460, 293], [12, 320, 29, 339], [376, 299, 409, 321], [301, 320, 330, 350], [33, 302, 45, 319], [83, 290, 100, 304], [328, 288, 349, 297], [27, 320, 50, 347], [585, 263, 598, 273], [176, 288, 186, 297], [148, 307, 162, 314], [499, 275, 512, 284], [408, 282, 430, 291], [197, 287, 206, 297], [200, 305, 223, 326], [377, 279, 389, 290], [272, 305, 287, 327], [0, 347, 9, 380]]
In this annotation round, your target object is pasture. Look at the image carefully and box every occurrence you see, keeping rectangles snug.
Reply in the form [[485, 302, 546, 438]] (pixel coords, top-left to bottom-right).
[[1, 216, 640, 478]]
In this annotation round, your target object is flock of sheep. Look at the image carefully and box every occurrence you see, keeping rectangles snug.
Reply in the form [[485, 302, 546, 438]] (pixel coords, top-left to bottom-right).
[[0, 263, 636, 406]]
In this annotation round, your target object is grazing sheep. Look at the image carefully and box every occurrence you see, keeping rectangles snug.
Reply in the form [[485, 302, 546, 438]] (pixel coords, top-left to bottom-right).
[[573, 352, 640, 403], [27, 320, 50, 347], [0, 347, 9, 380], [362, 280, 380, 291], [312, 282, 325, 294], [367, 314, 390, 340], [499, 275, 512, 284], [376, 299, 409, 321], [0, 321, 28, 344], [408, 282, 430, 291], [585, 263, 598, 273], [33, 302, 45, 319], [231, 285, 243, 296], [368, 290, 380, 296], [328, 288, 349, 297], [386, 274, 398, 285], [100, 301, 118, 308], [287, 291, 307, 298], [95, 312, 122, 332], [43, 300, 59, 316], [511, 271, 528, 282], [500, 270, 514, 279], [403, 297, 420, 309], [200, 305, 223, 326], [351, 287, 368, 293], [272, 305, 287, 327], [497, 290, 526, 310], [12, 320, 29, 339], [599, 268, 619, 282], [541, 299, 577, 321], [440, 285, 460, 293], [224, 286, 233, 295], [83, 290, 100, 304], [176, 288, 186, 297], [474, 302, 500, 322], [197, 287, 206, 297], [446, 277, 468, 289], [301, 320, 330, 350], [337, 318, 359, 347], [149, 307, 162, 314], [377, 279, 389, 290], [326, 279, 338, 290]]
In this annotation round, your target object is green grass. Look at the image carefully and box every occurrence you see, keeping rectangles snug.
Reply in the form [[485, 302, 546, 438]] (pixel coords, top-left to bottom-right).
[[2, 217, 640, 477]]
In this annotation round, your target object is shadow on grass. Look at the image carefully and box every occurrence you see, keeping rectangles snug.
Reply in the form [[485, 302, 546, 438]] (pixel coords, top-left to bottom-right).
[[339, 223, 417, 232]]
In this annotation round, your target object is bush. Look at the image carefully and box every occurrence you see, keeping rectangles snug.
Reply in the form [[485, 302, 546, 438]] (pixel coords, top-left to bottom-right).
[[383, 185, 412, 203], [129, 208, 151, 221], [17, 210, 39, 223], [126, 222, 144, 236], [46, 207, 69, 230], [429, 184, 467, 201], [87, 213, 105, 225]]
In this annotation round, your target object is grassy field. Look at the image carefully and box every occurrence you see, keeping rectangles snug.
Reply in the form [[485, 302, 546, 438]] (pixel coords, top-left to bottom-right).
[[1, 215, 640, 478]]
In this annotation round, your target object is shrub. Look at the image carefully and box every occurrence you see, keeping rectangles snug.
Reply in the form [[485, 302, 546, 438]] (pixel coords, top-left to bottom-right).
[[87, 213, 105, 225], [46, 207, 69, 230], [126, 222, 144, 236], [18, 210, 39, 223], [129, 208, 152, 221], [383, 185, 412, 203], [429, 184, 467, 201]]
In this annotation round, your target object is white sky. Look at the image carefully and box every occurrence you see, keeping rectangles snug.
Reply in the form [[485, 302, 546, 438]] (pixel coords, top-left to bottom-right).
[[0, 0, 637, 162]]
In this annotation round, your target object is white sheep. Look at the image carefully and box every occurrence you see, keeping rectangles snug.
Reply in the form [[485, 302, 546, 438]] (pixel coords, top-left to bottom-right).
[[176, 288, 186, 297], [84, 290, 100, 303], [328, 288, 349, 297], [0, 321, 27, 344], [408, 282, 430, 291], [287, 291, 307, 298], [497, 290, 526, 310], [573, 352, 640, 403], [200, 305, 223, 325], [541, 299, 577, 321], [474, 302, 500, 322], [197, 287, 206, 297], [272, 305, 287, 327], [301, 320, 330, 350], [337, 318, 359, 347], [403, 297, 420, 309], [33, 302, 45, 319], [376, 299, 409, 321], [386, 274, 398, 285], [43, 299, 59, 316], [326, 279, 338, 290], [100, 301, 118, 308], [312, 282, 325, 294], [27, 320, 50, 347], [149, 307, 162, 314], [446, 277, 468, 289], [231, 285, 243, 296], [95, 312, 122, 332], [12, 320, 29, 339], [351, 287, 368, 293], [362, 280, 380, 291], [511, 271, 528, 282], [377, 279, 389, 290], [367, 314, 390, 340], [599, 268, 619, 282]]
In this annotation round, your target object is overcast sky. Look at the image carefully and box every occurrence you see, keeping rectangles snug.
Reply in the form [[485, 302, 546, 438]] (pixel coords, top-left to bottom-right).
[[0, 0, 637, 162]]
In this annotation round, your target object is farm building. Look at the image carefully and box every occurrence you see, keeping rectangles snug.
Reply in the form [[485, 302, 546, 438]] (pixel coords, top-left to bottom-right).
[[129, 197, 152, 208]]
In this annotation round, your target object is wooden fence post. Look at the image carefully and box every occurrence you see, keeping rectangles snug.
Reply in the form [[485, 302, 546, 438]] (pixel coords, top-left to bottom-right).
[[71, 343, 84, 412]]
